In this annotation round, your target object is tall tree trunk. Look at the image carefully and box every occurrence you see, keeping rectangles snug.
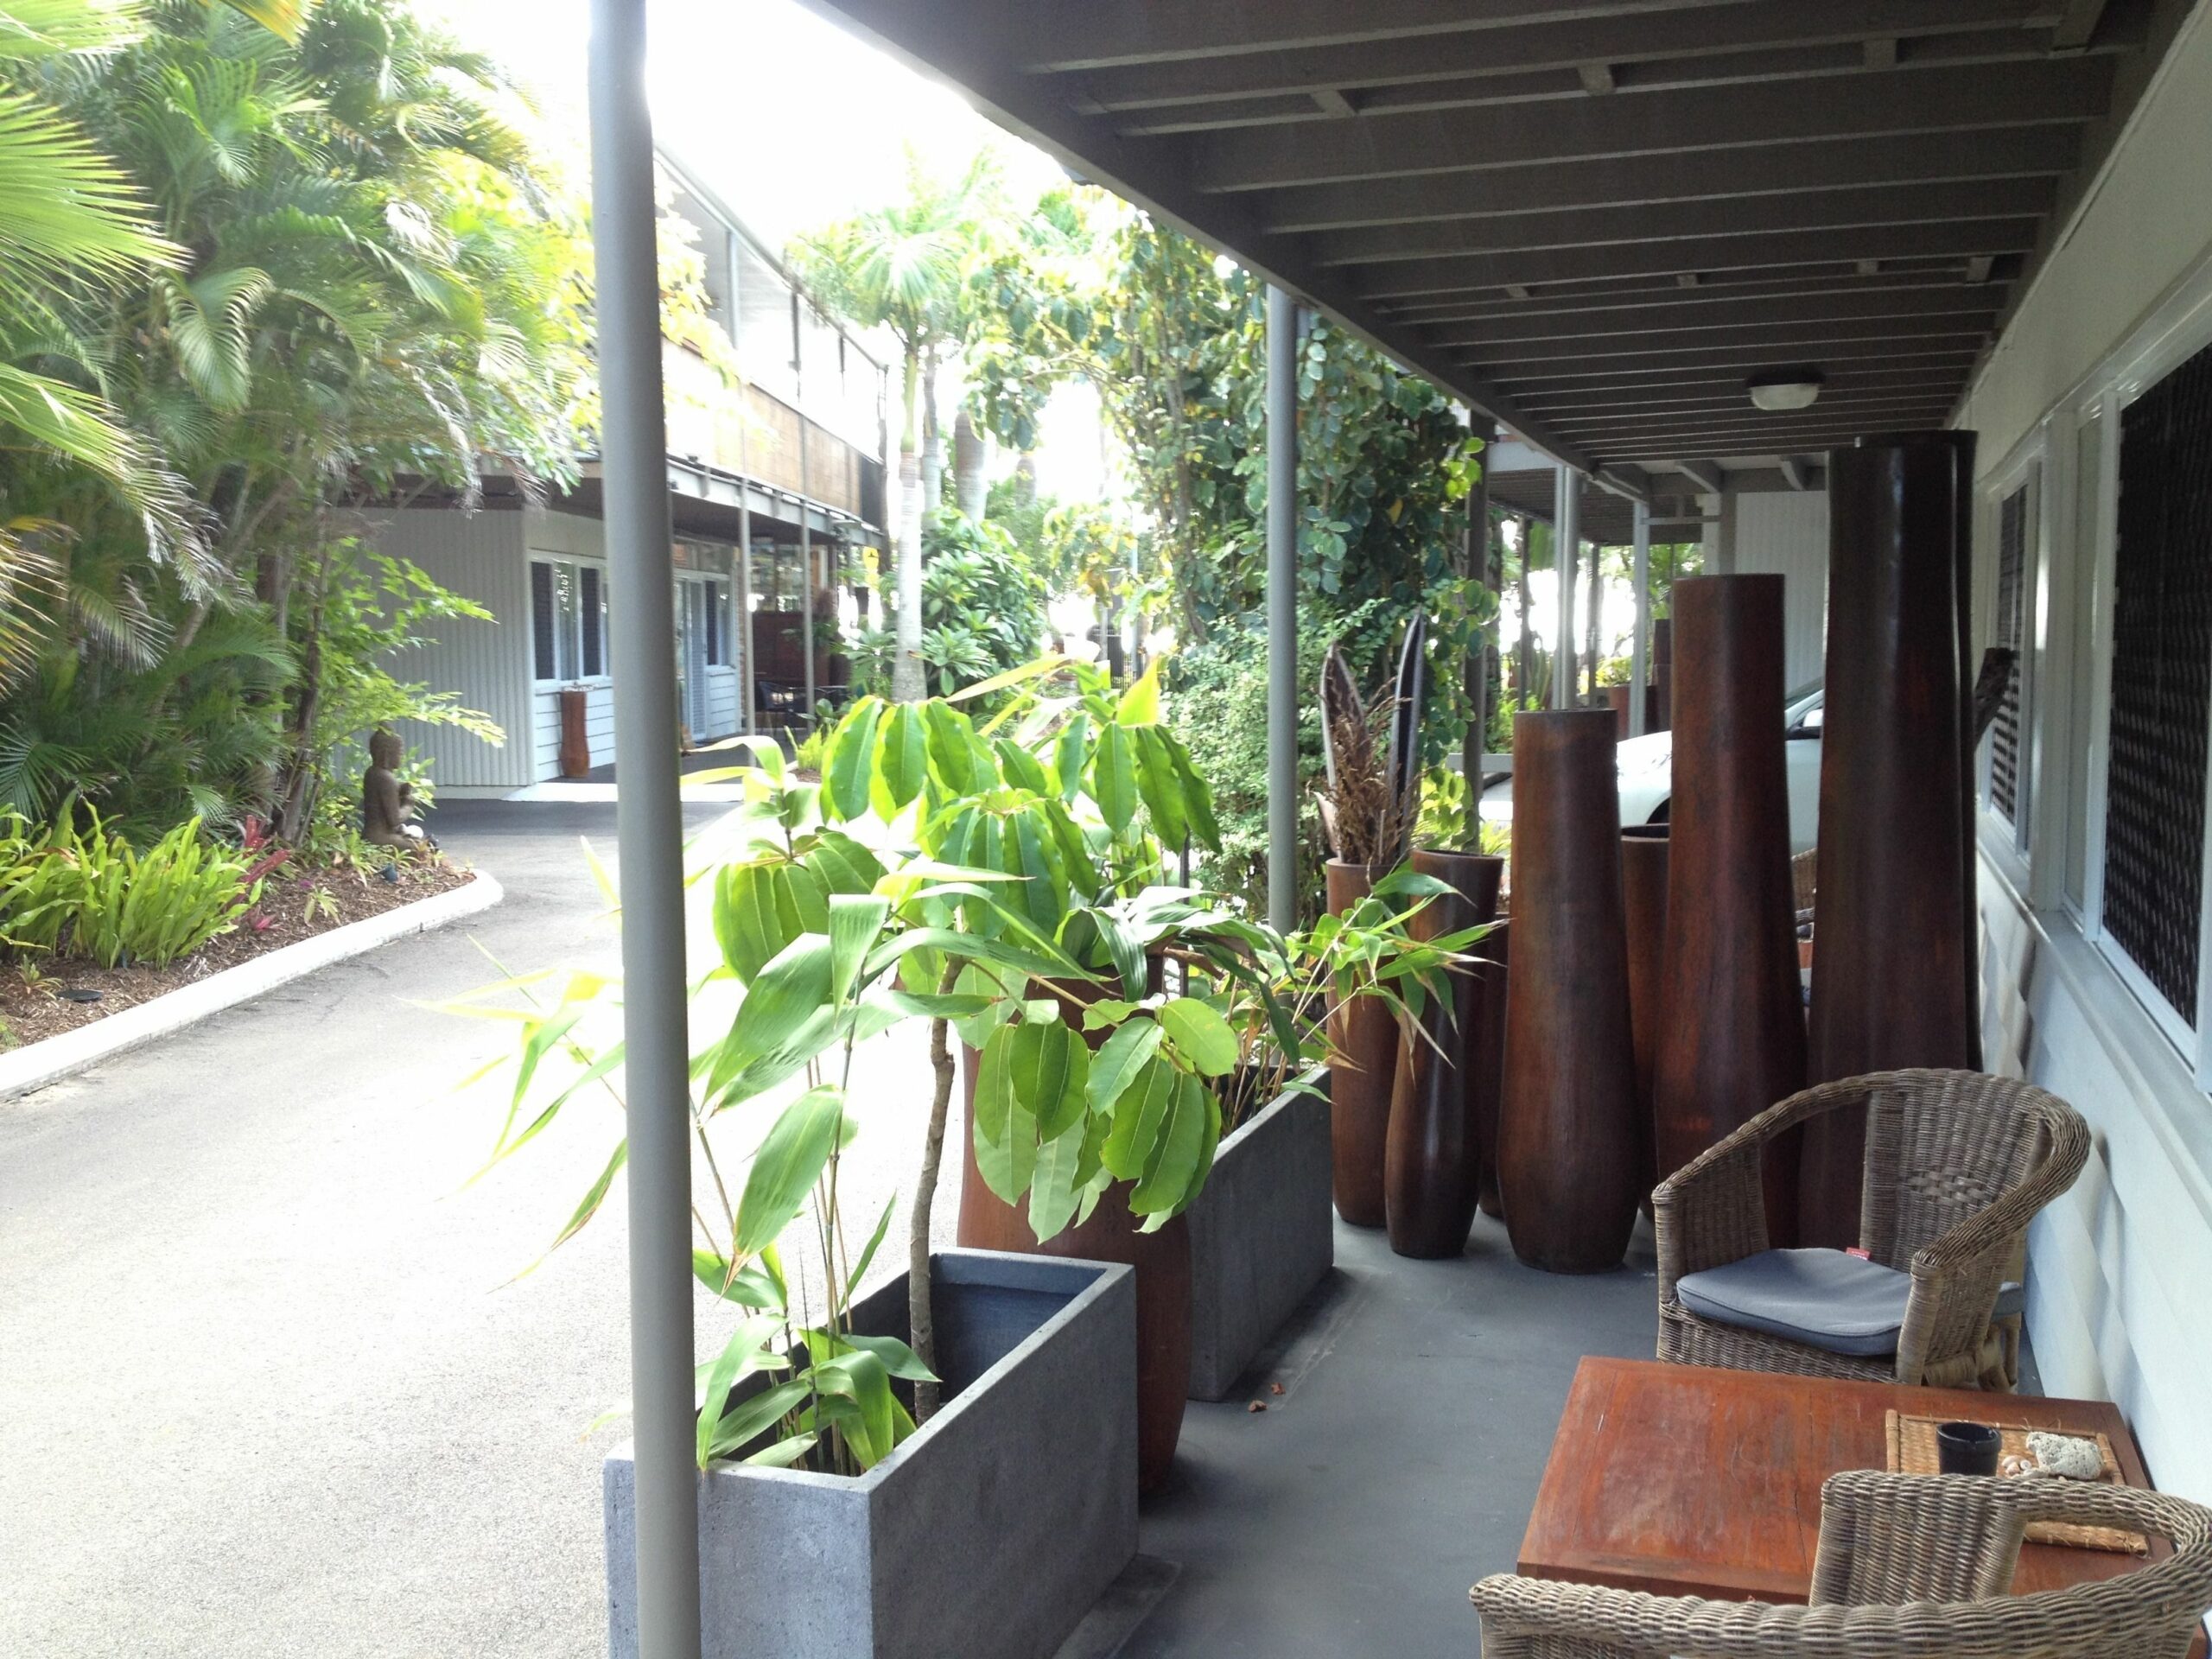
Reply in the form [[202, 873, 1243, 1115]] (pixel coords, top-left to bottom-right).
[[952, 408, 988, 522], [920, 359, 946, 518], [893, 343, 926, 702], [1014, 450, 1039, 506]]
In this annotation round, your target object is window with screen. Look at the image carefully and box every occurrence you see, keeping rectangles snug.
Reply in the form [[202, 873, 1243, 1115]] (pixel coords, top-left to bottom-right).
[[531, 557, 609, 683], [2100, 339, 2212, 1025], [1988, 482, 2030, 823], [531, 560, 558, 681], [580, 566, 603, 677]]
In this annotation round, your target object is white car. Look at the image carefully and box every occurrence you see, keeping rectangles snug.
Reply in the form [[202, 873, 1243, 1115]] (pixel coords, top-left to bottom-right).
[[1478, 683, 1824, 855]]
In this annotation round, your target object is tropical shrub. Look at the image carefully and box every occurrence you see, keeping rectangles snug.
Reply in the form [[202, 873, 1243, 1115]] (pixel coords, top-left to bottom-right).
[[914, 514, 1047, 699], [0, 810, 254, 966]]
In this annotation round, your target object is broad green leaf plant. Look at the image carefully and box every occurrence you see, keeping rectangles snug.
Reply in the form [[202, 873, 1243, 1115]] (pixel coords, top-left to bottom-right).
[[461, 655, 1313, 1474]]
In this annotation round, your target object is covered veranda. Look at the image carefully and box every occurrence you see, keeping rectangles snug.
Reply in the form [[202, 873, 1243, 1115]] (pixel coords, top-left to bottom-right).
[[581, 2, 2202, 1655]]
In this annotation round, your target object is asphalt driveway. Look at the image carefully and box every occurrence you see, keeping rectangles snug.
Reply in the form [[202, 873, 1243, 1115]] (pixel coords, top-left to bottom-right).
[[0, 798, 943, 1658]]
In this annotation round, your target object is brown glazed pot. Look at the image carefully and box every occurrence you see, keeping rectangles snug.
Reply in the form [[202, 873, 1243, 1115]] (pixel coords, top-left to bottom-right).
[[1325, 860, 1398, 1228], [1618, 826, 1669, 1211], [1471, 908, 1510, 1221], [1802, 439, 1975, 1248], [955, 965, 1189, 1495], [1497, 710, 1641, 1274], [1384, 849, 1504, 1258], [1650, 576, 1808, 1244]]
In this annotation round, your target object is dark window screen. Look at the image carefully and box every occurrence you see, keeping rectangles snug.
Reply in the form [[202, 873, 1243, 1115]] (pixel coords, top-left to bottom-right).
[[531, 561, 556, 680], [1989, 485, 2029, 820], [706, 583, 721, 665], [580, 566, 602, 677], [2101, 339, 2212, 1022]]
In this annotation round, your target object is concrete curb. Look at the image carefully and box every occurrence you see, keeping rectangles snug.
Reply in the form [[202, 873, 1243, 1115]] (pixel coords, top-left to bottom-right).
[[0, 869, 504, 1102]]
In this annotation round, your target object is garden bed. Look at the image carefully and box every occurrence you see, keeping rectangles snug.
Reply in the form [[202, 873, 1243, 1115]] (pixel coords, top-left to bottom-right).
[[0, 859, 473, 1047]]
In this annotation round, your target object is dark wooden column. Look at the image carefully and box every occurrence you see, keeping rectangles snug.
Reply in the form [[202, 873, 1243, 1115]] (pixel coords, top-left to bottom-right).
[[1497, 709, 1640, 1273], [1649, 576, 1807, 1237], [1802, 437, 1977, 1248]]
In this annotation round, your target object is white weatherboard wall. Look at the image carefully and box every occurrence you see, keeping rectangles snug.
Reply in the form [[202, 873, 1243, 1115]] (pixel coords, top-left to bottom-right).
[[1957, 3, 2212, 1516], [1730, 490, 1828, 691], [343, 505, 531, 791]]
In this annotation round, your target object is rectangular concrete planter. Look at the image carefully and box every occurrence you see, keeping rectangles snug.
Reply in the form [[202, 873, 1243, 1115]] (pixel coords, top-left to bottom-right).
[[605, 1250, 1136, 1659], [1185, 1069, 1335, 1400]]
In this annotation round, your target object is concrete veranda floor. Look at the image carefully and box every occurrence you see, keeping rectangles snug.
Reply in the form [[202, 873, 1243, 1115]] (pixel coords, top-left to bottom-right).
[[3, 791, 1679, 1657], [1124, 1214, 1658, 1656]]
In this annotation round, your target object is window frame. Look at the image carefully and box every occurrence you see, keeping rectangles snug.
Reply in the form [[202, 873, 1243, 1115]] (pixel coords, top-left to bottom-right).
[[529, 553, 613, 687]]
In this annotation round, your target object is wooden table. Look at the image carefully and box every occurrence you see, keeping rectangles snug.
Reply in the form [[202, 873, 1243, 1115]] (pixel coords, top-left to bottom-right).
[[1520, 1356, 2192, 1646]]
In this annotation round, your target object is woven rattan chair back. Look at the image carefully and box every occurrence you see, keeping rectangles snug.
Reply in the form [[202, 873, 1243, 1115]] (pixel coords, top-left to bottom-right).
[[1472, 1471, 2212, 1658], [1857, 1071, 2074, 1269]]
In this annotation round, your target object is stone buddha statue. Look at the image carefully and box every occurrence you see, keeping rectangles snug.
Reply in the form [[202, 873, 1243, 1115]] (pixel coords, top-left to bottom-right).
[[362, 728, 430, 851]]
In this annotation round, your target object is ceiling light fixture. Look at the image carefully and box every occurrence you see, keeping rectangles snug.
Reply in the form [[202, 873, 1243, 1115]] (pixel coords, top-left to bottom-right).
[[1746, 367, 1825, 412]]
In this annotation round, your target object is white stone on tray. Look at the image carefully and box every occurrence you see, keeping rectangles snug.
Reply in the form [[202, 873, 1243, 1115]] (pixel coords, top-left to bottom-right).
[[2027, 1431, 2105, 1480]]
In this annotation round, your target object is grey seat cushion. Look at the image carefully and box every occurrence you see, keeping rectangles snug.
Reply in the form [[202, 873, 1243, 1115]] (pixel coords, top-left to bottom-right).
[[1676, 1249, 2026, 1357], [1677, 1249, 1909, 1357]]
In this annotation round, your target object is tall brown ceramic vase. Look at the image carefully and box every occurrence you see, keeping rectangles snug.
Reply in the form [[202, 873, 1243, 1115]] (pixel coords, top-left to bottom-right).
[[1649, 576, 1808, 1242], [1801, 437, 1976, 1248], [1497, 710, 1641, 1273], [1618, 826, 1669, 1210], [1384, 849, 1503, 1257], [957, 974, 1189, 1494], [1326, 860, 1398, 1227]]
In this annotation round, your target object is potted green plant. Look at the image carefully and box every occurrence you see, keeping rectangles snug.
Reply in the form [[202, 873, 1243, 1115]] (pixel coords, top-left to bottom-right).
[[819, 654, 1276, 1491], [1313, 617, 1431, 1225]]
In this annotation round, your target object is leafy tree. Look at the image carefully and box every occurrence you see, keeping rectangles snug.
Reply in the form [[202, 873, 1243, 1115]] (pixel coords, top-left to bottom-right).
[[791, 148, 1006, 702]]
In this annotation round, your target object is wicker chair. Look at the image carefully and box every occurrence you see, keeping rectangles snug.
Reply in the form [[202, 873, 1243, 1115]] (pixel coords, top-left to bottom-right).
[[1654, 1069, 2090, 1390], [1472, 1469, 2212, 1657]]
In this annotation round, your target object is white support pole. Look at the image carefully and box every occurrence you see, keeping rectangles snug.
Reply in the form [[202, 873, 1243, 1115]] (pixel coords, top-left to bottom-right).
[[737, 502, 753, 736], [1266, 286, 1299, 933], [1554, 465, 1581, 709], [797, 296, 815, 729], [587, 3, 701, 1657], [1629, 499, 1651, 739]]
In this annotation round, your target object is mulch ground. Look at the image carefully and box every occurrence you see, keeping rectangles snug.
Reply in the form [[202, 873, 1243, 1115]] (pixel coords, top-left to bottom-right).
[[0, 856, 474, 1049]]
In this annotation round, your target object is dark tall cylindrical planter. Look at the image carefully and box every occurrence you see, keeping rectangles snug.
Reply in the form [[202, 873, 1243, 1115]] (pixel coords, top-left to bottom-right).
[[1326, 861, 1397, 1228], [1802, 438, 1977, 1248], [1497, 710, 1641, 1273], [1649, 577, 1808, 1242], [1471, 906, 1509, 1220], [957, 965, 1188, 1494], [1619, 826, 1669, 1211], [1385, 849, 1503, 1258], [957, 1124, 1189, 1494]]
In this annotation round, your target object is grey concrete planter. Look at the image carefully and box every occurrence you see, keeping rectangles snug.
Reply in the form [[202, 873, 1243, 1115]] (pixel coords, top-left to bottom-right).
[[1185, 1069, 1335, 1400], [605, 1250, 1136, 1659]]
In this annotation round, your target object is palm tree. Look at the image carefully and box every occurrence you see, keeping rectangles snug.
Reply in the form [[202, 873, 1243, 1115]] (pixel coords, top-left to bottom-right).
[[0, 0, 201, 677], [791, 148, 1003, 701]]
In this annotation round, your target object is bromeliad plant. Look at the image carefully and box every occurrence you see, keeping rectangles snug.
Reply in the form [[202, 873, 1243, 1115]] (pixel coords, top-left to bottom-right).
[[463, 655, 1289, 1469]]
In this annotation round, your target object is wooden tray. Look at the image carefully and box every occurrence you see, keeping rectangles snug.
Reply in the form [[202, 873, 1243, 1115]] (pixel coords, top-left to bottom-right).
[[1886, 1411, 2146, 1555]]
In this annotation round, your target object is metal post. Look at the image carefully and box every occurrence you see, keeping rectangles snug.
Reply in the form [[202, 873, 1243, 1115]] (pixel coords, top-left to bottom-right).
[[587, 3, 700, 1656], [1554, 465, 1581, 709], [1629, 499, 1651, 739], [1266, 285, 1299, 933], [737, 502, 753, 735], [797, 294, 816, 729], [1465, 419, 1493, 831]]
